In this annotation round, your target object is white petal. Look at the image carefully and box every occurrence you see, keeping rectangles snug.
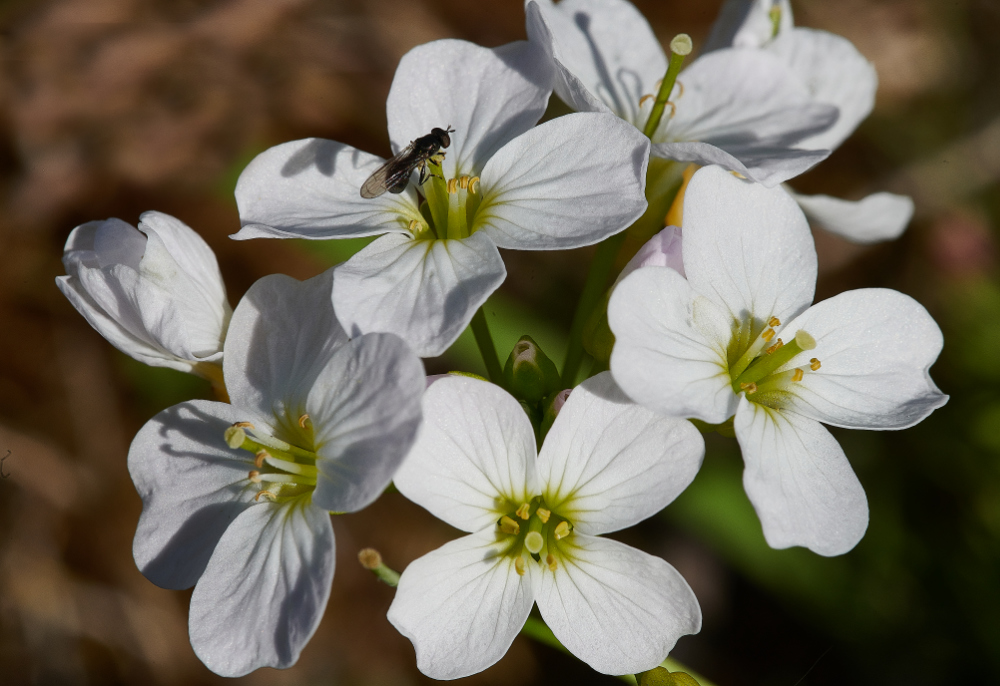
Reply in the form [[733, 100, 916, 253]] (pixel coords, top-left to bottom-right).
[[608, 267, 736, 424], [736, 399, 868, 555], [387, 39, 552, 180], [233, 138, 423, 240], [528, 0, 666, 125], [768, 28, 877, 151], [536, 534, 701, 675], [332, 232, 506, 358], [682, 165, 817, 325], [537, 372, 704, 534], [704, 0, 794, 51], [651, 140, 830, 188], [477, 112, 649, 249], [138, 211, 228, 309], [788, 189, 914, 244], [394, 376, 539, 532], [387, 529, 536, 680], [777, 289, 947, 429], [128, 400, 261, 590], [189, 499, 335, 677], [309, 333, 425, 513], [224, 269, 348, 426]]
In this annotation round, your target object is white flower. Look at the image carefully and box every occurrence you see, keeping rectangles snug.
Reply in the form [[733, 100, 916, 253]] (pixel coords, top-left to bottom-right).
[[128, 269, 424, 676], [56, 211, 231, 381], [387, 372, 704, 678], [705, 0, 914, 243], [234, 37, 649, 357], [608, 166, 947, 556], [526, 0, 837, 187]]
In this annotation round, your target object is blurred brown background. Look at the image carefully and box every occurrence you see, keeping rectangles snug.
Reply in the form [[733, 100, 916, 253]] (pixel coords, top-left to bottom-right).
[[2, 0, 1000, 684]]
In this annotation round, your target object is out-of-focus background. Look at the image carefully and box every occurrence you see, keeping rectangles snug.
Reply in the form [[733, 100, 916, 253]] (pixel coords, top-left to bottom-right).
[[1, 0, 999, 684]]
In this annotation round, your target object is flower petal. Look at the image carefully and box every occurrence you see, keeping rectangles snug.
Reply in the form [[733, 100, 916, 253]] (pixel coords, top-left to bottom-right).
[[233, 138, 422, 240], [138, 211, 228, 309], [735, 398, 868, 555], [387, 38, 552, 180], [777, 288, 948, 429], [651, 140, 830, 188], [394, 376, 539, 532], [224, 270, 348, 430], [768, 28, 877, 151], [476, 112, 649, 249], [188, 499, 335, 677], [536, 534, 701, 675], [387, 529, 536, 680], [682, 165, 817, 325], [128, 400, 261, 590], [332, 232, 506, 358], [309, 332, 424, 513], [528, 0, 666, 126], [538, 372, 704, 534], [787, 189, 914, 244], [608, 266, 736, 423], [704, 0, 794, 52]]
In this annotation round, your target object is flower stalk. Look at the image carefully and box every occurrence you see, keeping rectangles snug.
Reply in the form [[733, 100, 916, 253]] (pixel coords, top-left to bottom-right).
[[642, 34, 692, 140]]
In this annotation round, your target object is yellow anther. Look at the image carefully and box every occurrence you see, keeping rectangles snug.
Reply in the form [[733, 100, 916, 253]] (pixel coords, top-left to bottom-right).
[[525, 531, 544, 555], [514, 556, 526, 576], [468, 176, 480, 194], [536, 508, 551, 523], [254, 450, 268, 468], [769, 317, 781, 327], [810, 358, 822, 371], [408, 219, 421, 233], [248, 470, 262, 483], [765, 339, 784, 355], [730, 171, 747, 179], [554, 521, 571, 540], [499, 515, 521, 535], [664, 101, 676, 119], [255, 490, 276, 502], [447, 178, 459, 194], [639, 93, 654, 108], [459, 175, 470, 190], [676, 81, 685, 98], [740, 382, 758, 395], [546, 554, 557, 572], [298, 414, 311, 429], [792, 368, 804, 382], [515, 503, 531, 520], [233, 421, 255, 429], [761, 328, 776, 342]]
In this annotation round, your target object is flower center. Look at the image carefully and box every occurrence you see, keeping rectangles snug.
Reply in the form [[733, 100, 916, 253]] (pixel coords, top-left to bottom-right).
[[496, 495, 574, 575], [410, 160, 482, 241], [224, 418, 319, 503], [726, 317, 821, 409]]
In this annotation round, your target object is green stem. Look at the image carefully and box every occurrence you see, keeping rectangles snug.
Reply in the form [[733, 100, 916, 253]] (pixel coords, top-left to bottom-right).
[[642, 34, 692, 140], [471, 306, 504, 387], [520, 616, 717, 686], [562, 230, 627, 386]]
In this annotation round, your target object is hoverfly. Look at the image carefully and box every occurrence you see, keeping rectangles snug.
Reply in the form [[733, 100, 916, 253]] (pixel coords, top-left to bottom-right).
[[360, 126, 455, 199]]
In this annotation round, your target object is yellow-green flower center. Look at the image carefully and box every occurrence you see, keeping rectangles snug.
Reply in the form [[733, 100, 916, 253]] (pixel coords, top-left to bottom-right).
[[726, 316, 821, 409], [410, 160, 483, 241], [224, 418, 319, 503], [497, 495, 574, 575]]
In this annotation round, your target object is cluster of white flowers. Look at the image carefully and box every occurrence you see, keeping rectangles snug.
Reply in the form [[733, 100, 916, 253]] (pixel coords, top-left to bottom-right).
[[57, 0, 946, 681]]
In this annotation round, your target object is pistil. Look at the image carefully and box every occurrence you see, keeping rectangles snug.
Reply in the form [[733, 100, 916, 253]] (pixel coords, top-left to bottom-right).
[[732, 329, 816, 393], [642, 34, 692, 139]]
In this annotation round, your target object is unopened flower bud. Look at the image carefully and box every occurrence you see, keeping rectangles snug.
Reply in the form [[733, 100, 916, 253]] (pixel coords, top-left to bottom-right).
[[503, 335, 561, 403]]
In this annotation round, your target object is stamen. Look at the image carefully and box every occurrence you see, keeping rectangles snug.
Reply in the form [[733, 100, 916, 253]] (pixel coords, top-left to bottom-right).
[[408, 219, 421, 233], [516, 503, 531, 520], [554, 521, 571, 540], [468, 176, 480, 194], [447, 178, 458, 194], [675, 81, 685, 98], [233, 421, 255, 429], [546, 554, 557, 572], [225, 425, 248, 449], [810, 358, 822, 371], [255, 490, 276, 502], [769, 317, 781, 327], [740, 382, 758, 395], [765, 339, 783, 355], [792, 368, 804, 382], [639, 94, 654, 108], [665, 101, 676, 118], [514, 556, 526, 577], [262, 454, 318, 478], [499, 516, 521, 535], [249, 470, 261, 483], [761, 328, 776, 342], [254, 450, 268, 468], [536, 508, 551, 523], [458, 175, 470, 190], [525, 531, 544, 555], [298, 414, 311, 429]]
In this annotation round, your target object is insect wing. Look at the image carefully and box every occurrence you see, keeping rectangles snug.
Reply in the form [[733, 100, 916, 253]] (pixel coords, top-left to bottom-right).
[[360, 143, 419, 199]]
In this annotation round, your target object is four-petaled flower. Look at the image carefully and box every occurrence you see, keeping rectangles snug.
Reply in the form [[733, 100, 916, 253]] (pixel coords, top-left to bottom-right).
[[57, 211, 231, 386], [234, 36, 649, 357], [388, 372, 704, 678], [527, 0, 838, 187], [609, 166, 947, 556], [128, 269, 425, 676]]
